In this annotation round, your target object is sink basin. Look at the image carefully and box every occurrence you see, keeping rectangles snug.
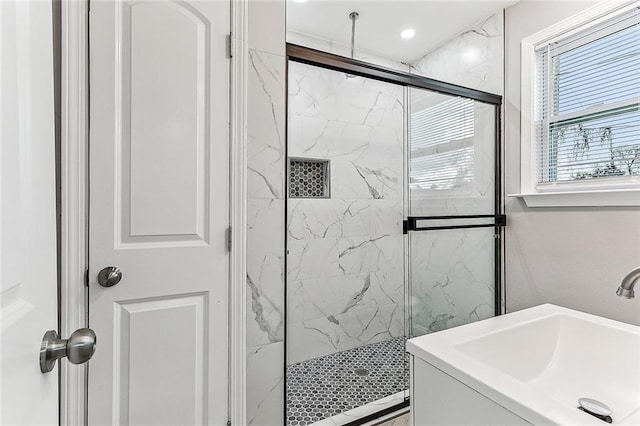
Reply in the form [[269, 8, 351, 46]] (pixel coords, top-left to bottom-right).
[[407, 304, 640, 425]]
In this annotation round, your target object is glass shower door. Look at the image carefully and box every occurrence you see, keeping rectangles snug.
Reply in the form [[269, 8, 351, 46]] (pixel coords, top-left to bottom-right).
[[406, 87, 502, 338]]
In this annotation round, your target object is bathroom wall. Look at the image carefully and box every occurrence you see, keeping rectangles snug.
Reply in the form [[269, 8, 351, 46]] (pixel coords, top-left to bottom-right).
[[246, 1, 286, 425], [410, 12, 504, 96], [504, 1, 640, 325], [286, 61, 405, 364]]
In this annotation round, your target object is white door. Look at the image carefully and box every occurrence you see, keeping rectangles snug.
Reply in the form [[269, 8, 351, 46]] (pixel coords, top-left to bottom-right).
[[0, 1, 59, 424], [88, 1, 230, 425]]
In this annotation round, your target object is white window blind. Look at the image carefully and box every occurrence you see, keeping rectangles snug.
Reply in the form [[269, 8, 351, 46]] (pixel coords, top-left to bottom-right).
[[409, 97, 475, 191], [535, 7, 640, 186]]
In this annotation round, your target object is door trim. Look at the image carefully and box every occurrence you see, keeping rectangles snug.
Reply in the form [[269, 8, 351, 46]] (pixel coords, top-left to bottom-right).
[[59, 1, 248, 424], [59, 1, 89, 424], [229, 0, 248, 424]]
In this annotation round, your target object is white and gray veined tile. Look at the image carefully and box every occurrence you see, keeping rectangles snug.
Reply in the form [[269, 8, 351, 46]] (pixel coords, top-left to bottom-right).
[[337, 235, 403, 276], [296, 273, 372, 322], [286, 279, 305, 324], [289, 62, 404, 127], [409, 227, 494, 284], [332, 159, 402, 201], [370, 200, 404, 235], [248, 49, 286, 199], [247, 342, 285, 426], [287, 302, 404, 364], [287, 237, 341, 281], [247, 199, 285, 346], [410, 12, 504, 95], [409, 228, 495, 336], [287, 199, 371, 240], [288, 116, 369, 160], [410, 269, 494, 336]]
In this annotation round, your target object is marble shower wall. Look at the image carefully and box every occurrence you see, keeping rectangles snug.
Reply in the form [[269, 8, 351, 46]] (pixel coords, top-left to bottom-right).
[[410, 12, 504, 96], [409, 228, 495, 335], [246, 2, 286, 425], [286, 62, 406, 365]]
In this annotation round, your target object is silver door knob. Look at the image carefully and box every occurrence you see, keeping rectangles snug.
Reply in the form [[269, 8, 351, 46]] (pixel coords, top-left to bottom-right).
[[98, 266, 122, 287], [40, 328, 96, 373]]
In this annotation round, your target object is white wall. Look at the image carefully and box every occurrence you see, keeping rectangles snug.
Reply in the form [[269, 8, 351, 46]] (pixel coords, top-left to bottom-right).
[[504, 0, 640, 325]]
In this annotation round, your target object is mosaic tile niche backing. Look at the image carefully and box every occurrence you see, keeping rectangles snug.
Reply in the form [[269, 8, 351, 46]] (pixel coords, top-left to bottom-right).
[[289, 158, 330, 198]]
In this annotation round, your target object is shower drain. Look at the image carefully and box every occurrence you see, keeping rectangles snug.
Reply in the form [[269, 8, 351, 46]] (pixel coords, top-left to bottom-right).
[[354, 368, 370, 376]]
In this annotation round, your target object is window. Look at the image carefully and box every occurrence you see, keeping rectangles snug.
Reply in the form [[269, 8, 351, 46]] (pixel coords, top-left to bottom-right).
[[519, 1, 640, 206], [409, 96, 475, 193]]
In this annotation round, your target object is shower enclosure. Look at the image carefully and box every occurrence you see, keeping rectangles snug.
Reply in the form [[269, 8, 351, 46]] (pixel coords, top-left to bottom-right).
[[285, 45, 504, 426]]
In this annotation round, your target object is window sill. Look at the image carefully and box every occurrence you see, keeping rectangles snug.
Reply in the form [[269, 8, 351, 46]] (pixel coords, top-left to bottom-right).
[[508, 189, 640, 208]]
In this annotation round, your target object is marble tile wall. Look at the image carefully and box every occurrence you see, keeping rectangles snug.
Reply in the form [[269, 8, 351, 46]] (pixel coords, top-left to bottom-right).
[[410, 12, 504, 96], [287, 62, 406, 364], [408, 228, 495, 336], [246, 2, 286, 425]]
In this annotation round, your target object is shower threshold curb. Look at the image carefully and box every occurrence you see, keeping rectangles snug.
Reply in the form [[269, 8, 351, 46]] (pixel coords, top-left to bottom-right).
[[309, 391, 407, 426]]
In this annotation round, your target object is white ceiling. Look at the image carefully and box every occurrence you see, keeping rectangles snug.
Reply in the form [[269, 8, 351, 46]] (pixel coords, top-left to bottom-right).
[[287, 0, 519, 64]]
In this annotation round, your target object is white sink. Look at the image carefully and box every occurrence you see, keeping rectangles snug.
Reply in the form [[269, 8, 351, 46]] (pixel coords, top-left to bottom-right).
[[407, 304, 640, 425]]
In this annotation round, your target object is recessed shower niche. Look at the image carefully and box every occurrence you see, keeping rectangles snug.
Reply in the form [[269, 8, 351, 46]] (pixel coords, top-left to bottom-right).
[[289, 158, 330, 199]]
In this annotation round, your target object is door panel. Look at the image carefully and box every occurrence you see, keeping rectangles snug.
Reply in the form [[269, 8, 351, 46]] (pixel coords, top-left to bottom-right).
[[88, 1, 230, 424], [114, 293, 208, 425], [0, 1, 58, 424], [124, 1, 210, 243], [406, 87, 502, 339]]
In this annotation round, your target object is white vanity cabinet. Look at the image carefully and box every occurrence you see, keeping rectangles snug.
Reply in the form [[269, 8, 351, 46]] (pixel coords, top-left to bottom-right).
[[406, 305, 640, 426], [410, 356, 530, 425]]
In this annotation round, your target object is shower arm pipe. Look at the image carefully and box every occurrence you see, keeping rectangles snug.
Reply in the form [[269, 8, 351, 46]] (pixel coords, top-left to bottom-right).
[[349, 11, 359, 59]]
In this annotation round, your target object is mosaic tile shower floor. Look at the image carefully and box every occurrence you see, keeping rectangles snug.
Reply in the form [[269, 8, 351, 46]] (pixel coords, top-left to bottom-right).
[[286, 337, 409, 426]]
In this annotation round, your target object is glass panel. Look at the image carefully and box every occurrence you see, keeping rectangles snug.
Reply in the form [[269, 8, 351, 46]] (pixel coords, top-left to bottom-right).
[[406, 86, 498, 339], [408, 88, 496, 216], [408, 227, 496, 338], [286, 61, 407, 426], [549, 105, 640, 182]]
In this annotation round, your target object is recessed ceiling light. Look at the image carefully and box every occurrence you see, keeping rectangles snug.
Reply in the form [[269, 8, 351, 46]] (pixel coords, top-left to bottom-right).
[[400, 28, 415, 39]]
